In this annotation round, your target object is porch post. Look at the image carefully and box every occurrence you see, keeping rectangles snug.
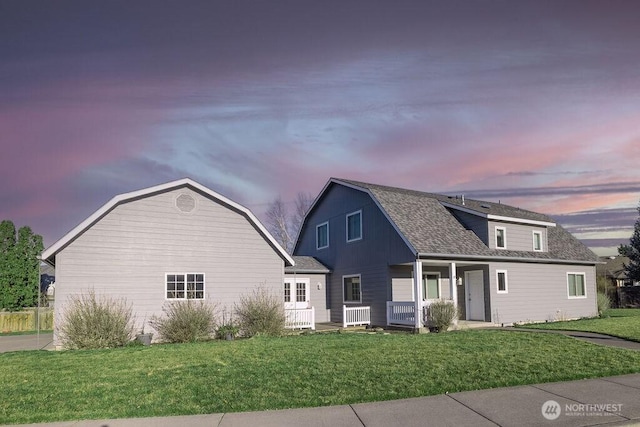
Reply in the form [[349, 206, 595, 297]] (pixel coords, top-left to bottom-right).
[[413, 259, 423, 329], [449, 262, 458, 326]]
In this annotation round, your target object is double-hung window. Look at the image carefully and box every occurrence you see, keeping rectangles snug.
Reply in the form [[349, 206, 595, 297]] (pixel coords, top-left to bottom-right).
[[496, 270, 508, 293], [567, 273, 586, 298], [495, 227, 506, 249], [316, 222, 329, 249], [346, 210, 362, 242], [166, 273, 204, 300], [343, 274, 362, 303]]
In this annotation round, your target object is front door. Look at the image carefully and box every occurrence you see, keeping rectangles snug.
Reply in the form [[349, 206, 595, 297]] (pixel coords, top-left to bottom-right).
[[465, 270, 485, 321], [284, 278, 310, 309]]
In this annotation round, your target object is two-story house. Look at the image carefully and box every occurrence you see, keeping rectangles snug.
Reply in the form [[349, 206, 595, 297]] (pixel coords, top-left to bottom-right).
[[294, 178, 599, 328]]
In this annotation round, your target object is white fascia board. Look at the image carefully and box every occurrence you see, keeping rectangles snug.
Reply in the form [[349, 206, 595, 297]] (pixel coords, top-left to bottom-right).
[[41, 178, 294, 267], [417, 252, 597, 265], [440, 202, 556, 227]]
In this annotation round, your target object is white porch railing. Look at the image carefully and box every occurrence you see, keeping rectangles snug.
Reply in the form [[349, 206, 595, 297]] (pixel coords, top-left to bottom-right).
[[285, 307, 315, 330], [343, 305, 371, 327], [386, 301, 418, 326]]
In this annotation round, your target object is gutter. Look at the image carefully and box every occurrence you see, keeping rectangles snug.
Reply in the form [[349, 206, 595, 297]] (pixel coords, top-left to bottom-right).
[[417, 252, 599, 266]]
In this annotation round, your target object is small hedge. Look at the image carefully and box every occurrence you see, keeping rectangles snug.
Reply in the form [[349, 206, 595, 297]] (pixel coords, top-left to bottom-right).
[[150, 300, 218, 343], [234, 287, 285, 337], [427, 300, 458, 332], [59, 291, 135, 349]]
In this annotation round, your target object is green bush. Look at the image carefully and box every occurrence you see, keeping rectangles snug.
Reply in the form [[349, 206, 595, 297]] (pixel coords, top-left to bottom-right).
[[150, 301, 217, 343], [59, 291, 135, 349], [597, 292, 611, 317], [427, 300, 457, 332], [235, 287, 285, 337]]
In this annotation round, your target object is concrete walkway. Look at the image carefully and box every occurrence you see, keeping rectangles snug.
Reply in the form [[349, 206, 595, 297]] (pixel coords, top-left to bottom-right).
[[0, 332, 53, 353], [507, 327, 640, 351], [5, 373, 640, 427]]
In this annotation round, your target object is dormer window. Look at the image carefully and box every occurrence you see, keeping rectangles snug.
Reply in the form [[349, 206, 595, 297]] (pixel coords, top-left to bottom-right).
[[496, 227, 506, 249], [533, 231, 543, 252]]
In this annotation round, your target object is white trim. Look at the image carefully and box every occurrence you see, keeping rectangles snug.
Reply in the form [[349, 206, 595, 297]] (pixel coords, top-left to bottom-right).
[[346, 209, 363, 243], [567, 272, 587, 299], [165, 272, 205, 300], [440, 202, 557, 227], [342, 274, 362, 304], [422, 272, 442, 300], [495, 226, 507, 249], [532, 230, 543, 252], [496, 270, 508, 294], [42, 178, 294, 267], [316, 221, 329, 250]]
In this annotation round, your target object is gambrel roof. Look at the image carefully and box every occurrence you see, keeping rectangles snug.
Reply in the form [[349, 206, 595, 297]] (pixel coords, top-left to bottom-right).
[[42, 178, 294, 267], [303, 178, 598, 264]]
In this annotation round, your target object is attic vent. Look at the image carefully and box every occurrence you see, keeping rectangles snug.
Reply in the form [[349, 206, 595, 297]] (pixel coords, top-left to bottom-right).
[[176, 194, 196, 213]]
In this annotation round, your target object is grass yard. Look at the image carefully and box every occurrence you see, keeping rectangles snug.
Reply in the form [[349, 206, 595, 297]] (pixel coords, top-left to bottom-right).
[[3, 330, 640, 425], [519, 308, 640, 342]]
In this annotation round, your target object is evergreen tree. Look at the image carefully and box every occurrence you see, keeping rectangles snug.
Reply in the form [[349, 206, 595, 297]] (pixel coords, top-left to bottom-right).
[[619, 203, 640, 283], [0, 220, 44, 311]]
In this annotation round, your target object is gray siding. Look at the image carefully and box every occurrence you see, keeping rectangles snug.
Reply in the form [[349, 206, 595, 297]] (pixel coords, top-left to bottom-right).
[[487, 262, 597, 324], [295, 184, 414, 325], [53, 188, 285, 346], [488, 221, 548, 252]]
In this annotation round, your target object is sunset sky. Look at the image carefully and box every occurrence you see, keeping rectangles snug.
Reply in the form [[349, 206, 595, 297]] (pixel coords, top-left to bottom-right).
[[1, 0, 639, 255]]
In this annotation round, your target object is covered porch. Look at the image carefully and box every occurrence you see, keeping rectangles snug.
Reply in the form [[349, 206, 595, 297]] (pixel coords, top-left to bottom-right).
[[386, 259, 490, 329]]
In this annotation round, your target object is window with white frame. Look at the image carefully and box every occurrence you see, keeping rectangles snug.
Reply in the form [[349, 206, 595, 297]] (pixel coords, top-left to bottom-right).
[[346, 210, 362, 242], [533, 230, 543, 252], [496, 270, 508, 293], [316, 221, 329, 249], [495, 227, 506, 249], [343, 274, 361, 303], [422, 273, 441, 299], [166, 273, 204, 300], [567, 273, 586, 298]]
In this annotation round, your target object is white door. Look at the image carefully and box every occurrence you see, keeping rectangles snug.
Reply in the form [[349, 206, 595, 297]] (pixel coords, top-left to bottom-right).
[[284, 278, 310, 309], [465, 270, 485, 321]]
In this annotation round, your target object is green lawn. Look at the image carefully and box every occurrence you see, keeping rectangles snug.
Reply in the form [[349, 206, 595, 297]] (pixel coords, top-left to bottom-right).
[[519, 308, 640, 342], [3, 330, 640, 425]]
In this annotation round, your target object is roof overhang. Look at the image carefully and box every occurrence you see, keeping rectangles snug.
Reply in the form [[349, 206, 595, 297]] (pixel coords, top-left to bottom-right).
[[417, 252, 597, 265], [41, 178, 294, 267], [440, 202, 556, 227]]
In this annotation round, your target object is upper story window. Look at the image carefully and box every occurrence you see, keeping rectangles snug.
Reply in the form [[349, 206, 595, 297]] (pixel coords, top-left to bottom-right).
[[495, 227, 506, 249], [422, 273, 441, 299], [346, 210, 362, 242], [166, 273, 204, 300], [567, 273, 586, 298], [316, 222, 329, 249], [497, 270, 508, 293], [533, 231, 543, 252]]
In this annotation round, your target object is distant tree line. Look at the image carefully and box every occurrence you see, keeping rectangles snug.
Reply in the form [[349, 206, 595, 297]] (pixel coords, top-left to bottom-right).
[[0, 220, 43, 311]]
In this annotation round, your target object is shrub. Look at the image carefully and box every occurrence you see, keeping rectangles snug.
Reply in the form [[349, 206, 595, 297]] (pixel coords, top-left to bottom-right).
[[149, 301, 218, 343], [59, 291, 135, 349], [427, 300, 457, 332], [597, 292, 611, 317], [235, 286, 285, 337]]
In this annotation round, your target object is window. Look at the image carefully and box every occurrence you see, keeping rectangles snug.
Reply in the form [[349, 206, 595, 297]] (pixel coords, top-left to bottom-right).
[[568, 273, 586, 298], [166, 273, 204, 300], [343, 274, 361, 303], [346, 210, 362, 242], [495, 227, 506, 249], [496, 270, 508, 293], [533, 231, 543, 251], [296, 282, 306, 303], [284, 282, 291, 303], [422, 273, 441, 299], [316, 222, 329, 249]]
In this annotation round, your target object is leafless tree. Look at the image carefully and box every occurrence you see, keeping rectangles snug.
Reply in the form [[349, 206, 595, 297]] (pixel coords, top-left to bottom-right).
[[265, 192, 313, 254]]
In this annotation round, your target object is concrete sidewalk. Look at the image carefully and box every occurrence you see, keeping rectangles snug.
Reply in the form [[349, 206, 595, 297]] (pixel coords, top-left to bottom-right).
[[0, 333, 54, 353], [6, 373, 640, 427]]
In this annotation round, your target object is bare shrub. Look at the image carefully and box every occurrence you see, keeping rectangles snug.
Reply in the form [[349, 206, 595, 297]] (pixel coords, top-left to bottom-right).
[[59, 291, 135, 349], [597, 292, 611, 317], [427, 300, 458, 332], [235, 286, 285, 337], [149, 300, 218, 343]]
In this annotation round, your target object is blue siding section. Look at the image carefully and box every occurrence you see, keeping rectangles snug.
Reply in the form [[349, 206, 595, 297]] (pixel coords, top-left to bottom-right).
[[295, 184, 414, 325]]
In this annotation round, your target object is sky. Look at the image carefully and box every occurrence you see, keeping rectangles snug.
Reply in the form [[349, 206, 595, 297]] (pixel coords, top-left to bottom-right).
[[1, 0, 639, 256]]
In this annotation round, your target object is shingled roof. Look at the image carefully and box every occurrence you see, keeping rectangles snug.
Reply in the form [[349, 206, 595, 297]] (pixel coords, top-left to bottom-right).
[[285, 256, 330, 273], [333, 178, 599, 264]]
